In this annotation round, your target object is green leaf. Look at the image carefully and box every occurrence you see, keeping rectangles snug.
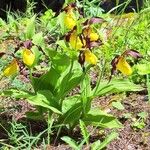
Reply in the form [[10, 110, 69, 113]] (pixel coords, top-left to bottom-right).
[[61, 136, 79, 150], [1, 89, 62, 114], [31, 67, 61, 93], [59, 103, 82, 127], [0, 18, 6, 26], [26, 111, 44, 120], [1, 89, 32, 99], [80, 74, 92, 98], [31, 45, 41, 66], [137, 112, 148, 119], [93, 79, 143, 97], [136, 63, 150, 75], [91, 140, 101, 150], [132, 121, 146, 129], [112, 101, 125, 110], [32, 32, 45, 48], [93, 84, 114, 97], [98, 132, 119, 150], [57, 70, 84, 98], [112, 79, 144, 91], [91, 132, 119, 150], [58, 12, 66, 34], [56, 61, 84, 98], [123, 113, 132, 119], [25, 15, 36, 39], [27, 90, 61, 114], [83, 109, 122, 128], [31, 52, 72, 94], [51, 52, 71, 73], [62, 95, 80, 113], [79, 120, 89, 145], [56, 40, 68, 51]]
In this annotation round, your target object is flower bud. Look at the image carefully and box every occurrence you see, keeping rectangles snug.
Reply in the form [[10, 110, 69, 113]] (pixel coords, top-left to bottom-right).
[[3, 59, 19, 77], [64, 11, 76, 30], [69, 31, 84, 50], [23, 49, 35, 67], [84, 50, 98, 65], [116, 56, 132, 75]]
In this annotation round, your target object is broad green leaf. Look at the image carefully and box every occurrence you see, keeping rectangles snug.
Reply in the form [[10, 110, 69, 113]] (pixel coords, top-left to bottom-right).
[[25, 15, 36, 39], [59, 103, 82, 126], [80, 74, 93, 113], [1, 89, 62, 114], [62, 95, 80, 113], [27, 91, 62, 114], [24, 91, 62, 114], [35, 90, 60, 110], [83, 109, 122, 128], [57, 70, 84, 98], [47, 49, 71, 73], [31, 51, 72, 94], [111, 79, 143, 92], [31, 67, 61, 93], [58, 12, 66, 34], [112, 101, 125, 110], [61, 136, 79, 150], [1, 89, 32, 99], [93, 79, 143, 97], [40, 9, 54, 22], [56, 61, 84, 98], [93, 84, 114, 97], [51, 53, 71, 73]]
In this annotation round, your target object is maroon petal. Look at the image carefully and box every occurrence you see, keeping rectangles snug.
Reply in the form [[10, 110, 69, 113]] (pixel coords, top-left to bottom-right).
[[23, 40, 33, 49], [123, 49, 142, 59], [111, 55, 120, 75], [65, 32, 72, 42], [83, 17, 106, 26], [109, 55, 120, 82], [89, 40, 103, 48], [65, 27, 77, 42], [62, 2, 76, 12], [0, 52, 5, 58], [78, 51, 85, 69]]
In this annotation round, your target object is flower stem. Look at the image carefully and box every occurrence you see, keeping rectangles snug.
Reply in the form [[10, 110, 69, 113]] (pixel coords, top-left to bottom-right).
[[93, 60, 106, 96], [146, 74, 150, 102]]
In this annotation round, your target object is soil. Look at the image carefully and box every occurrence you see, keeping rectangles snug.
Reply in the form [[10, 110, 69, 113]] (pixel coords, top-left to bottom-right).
[[101, 93, 150, 150], [0, 92, 149, 150]]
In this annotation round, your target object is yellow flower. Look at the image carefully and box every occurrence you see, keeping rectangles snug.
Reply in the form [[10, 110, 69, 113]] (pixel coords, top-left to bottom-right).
[[84, 50, 98, 65], [64, 10, 76, 30], [3, 59, 19, 77], [90, 32, 99, 41], [116, 56, 132, 75], [69, 31, 84, 50], [23, 49, 35, 67], [83, 27, 99, 41]]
